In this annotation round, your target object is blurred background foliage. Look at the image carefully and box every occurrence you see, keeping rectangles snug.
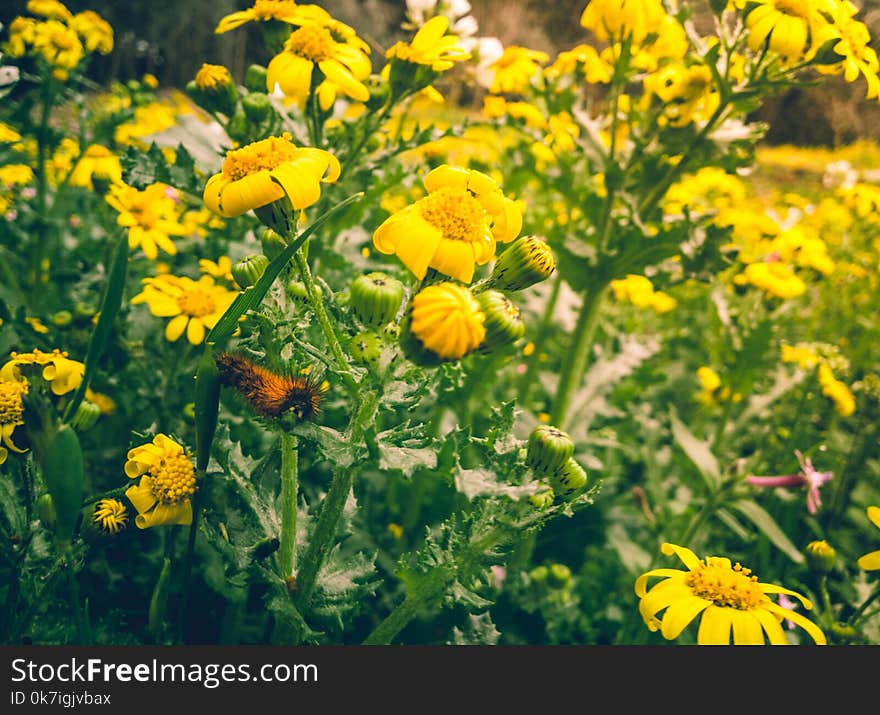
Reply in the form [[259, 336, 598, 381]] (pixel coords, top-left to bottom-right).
[[3, 0, 880, 145]]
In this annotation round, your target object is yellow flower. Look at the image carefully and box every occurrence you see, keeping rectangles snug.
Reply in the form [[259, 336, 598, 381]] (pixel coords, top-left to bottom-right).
[[580, 0, 668, 45], [92, 498, 128, 535], [26, 0, 72, 21], [545, 44, 612, 84], [195, 63, 232, 90], [488, 46, 548, 95], [198, 256, 235, 284], [610, 274, 677, 313], [215, 0, 305, 34], [130, 273, 238, 345], [385, 15, 470, 72], [736, 261, 806, 299], [409, 283, 486, 359], [781, 343, 821, 370], [0, 164, 35, 187], [0, 379, 28, 465], [745, 0, 827, 63], [124, 434, 196, 529], [203, 133, 340, 221], [644, 62, 719, 127], [0, 123, 22, 143], [817, 363, 855, 417], [105, 182, 187, 260], [697, 366, 722, 402], [68, 144, 123, 190], [69, 10, 113, 54], [113, 101, 178, 146], [85, 387, 116, 414], [482, 96, 547, 128], [1, 348, 84, 395], [857, 506, 880, 570], [373, 164, 522, 283], [32, 19, 84, 70], [266, 9, 372, 108], [815, 5, 880, 100], [635, 542, 826, 645]]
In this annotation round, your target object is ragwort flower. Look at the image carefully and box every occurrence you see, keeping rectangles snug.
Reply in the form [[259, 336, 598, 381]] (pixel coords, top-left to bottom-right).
[[125, 434, 196, 529], [105, 182, 187, 260], [215, 0, 306, 34], [386, 15, 471, 72], [202, 133, 340, 227], [130, 273, 238, 345], [373, 164, 522, 283], [0, 379, 28, 465], [635, 542, 826, 644], [1, 348, 84, 395]]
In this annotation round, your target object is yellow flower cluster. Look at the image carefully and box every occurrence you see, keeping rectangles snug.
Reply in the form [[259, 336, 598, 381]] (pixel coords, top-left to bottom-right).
[[781, 343, 855, 416], [610, 274, 677, 313]]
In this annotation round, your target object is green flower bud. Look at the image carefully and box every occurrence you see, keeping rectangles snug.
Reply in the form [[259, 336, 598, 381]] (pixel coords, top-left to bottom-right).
[[349, 330, 384, 365], [549, 457, 588, 497], [242, 92, 274, 123], [244, 64, 269, 93], [529, 486, 554, 509], [232, 254, 270, 288], [489, 235, 556, 292], [286, 279, 322, 304], [805, 540, 836, 574], [70, 399, 101, 431], [549, 563, 572, 587], [526, 424, 575, 474], [529, 565, 549, 584], [37, 493, 56, 531], [350, 271, 405, 329], [52, 310, 73, 327], [261, 228, 289, 259], [475, 289, 525, 354], [364, 73, 390, 111], [381, 322, 400, 343], [226, 111, 250, 143]]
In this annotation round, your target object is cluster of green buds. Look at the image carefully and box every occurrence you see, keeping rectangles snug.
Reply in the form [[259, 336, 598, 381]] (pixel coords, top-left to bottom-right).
[[527, 563, 575, 606], [186, 63, 281, 144], [525, 424, 588, 502], [347, 271, 406, 367]]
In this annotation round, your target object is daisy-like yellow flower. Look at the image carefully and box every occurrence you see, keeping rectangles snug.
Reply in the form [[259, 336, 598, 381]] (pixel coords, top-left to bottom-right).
[[610, 274, 677, 313], [198, 256, 236, 285], [68, 144, 123, 190], [0, 164, 35, 187], [266, 8, 372, 108], [69, 10, 113, 54], [215, 0, 305, 34], [0, 379, 28, 465], [385, 15, 471, 72], [734, 261, 807, 299], [195, 62, 232, 90], [1, 348, 84, 396], [409, 282, 486, 360], [635, 542, 826, 645], [131, 273, 238, 345], [124, 434, 196, 529], [203, 133, 340, 224], [815, 4, 880, 100], [32, 19, 84, 70], [745, 0, 828, 63], [488, 46, 549, 95], [373, 165, 522, 283], [92, 498, 128, 535], [858, 506, 880, 570], [105, 182, 187, 260]]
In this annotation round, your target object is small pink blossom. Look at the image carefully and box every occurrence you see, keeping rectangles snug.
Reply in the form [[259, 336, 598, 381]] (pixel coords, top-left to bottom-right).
[[21, 187, 37, 199], [490, 565, 506, 590], [777, 593, 798, 630], [747, 449, 833, 514]]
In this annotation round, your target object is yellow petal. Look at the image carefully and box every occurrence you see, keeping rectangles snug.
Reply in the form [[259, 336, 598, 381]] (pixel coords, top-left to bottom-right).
[[696, 605, 732, 645], [765, 603, 826, 644], [424, 164, 471, 193], [730, 609, 766, 645], [125, 479, 158, 515], [660, 542, 702, 570], [165, 314, 189, 342], [429, 238, 476, 283], [318, 59, 369, 102], [186, 318, 205, 345], [634, 568, 685, 598], [858, 550, 880, 570], [135, 500, 193, 529], [753, 608, 788, 645], [867, 506, 880, 529], [217, 171, 284, 217]]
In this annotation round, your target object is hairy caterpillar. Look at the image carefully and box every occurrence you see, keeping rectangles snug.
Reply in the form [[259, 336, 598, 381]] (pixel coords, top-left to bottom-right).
[[215, 351, 327, 420]]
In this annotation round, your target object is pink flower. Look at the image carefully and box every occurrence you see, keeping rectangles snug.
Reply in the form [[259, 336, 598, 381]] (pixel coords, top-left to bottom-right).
[[778, 593, 798, 630], [747, 450, 833, 514]]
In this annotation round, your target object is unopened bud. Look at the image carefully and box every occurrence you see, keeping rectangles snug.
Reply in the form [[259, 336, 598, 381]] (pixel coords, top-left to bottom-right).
[[489, 235, 556, 292]]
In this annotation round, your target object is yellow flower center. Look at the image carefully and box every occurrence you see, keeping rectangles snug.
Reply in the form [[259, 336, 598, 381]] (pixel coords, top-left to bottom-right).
[[177, 286, 217, 318], [685, 557, 764, 610], [420, 187, 487, 243], [93, 498, 128, 534], [775, 0, 810, 18], [0, 381, 27, 426], [150, 452, 196, 504], [222, 134, 299, 181], [285, 24, 334, 62]]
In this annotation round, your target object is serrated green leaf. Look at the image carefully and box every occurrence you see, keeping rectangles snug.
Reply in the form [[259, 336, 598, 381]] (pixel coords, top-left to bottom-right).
[[451, 613, 501, 645], [729, 499, 805, 563]]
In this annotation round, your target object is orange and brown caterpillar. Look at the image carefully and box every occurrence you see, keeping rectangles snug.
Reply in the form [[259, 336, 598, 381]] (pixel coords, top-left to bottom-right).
[[215, 351, 327, 420]]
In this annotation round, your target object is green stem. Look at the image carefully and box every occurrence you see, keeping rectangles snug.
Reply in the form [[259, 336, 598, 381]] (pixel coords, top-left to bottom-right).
[[62, 543, 89, 644], [362, 569, 450, 645], [850, 584, 880, 626], [550, 282, 609, 429], [293, 391, 377, 606], [278, 432, 299, 579], [517, 273, 562, 406], [292, 246, 358, 397], [31, 79, 54, 299], [175, 486, 203, 643]]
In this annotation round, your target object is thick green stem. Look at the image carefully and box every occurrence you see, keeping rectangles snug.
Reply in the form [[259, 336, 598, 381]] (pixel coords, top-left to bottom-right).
[[292, 246, 358, 396], [551, 283, 609, 429], [278, 432, 299, 579], [175, 486, 203, 643]]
